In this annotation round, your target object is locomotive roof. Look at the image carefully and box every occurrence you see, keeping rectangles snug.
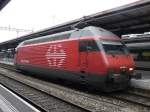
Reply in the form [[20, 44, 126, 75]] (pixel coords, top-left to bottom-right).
[[18, 26, 118, 47], [19, 26, 97, 46], [21, 30, 75, 46]]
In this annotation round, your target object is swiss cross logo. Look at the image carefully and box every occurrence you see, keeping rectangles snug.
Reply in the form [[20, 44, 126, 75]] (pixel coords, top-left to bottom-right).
[[45, 44, 66, 67]]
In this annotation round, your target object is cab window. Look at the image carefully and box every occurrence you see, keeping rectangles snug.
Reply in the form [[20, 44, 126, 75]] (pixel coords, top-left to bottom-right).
[[100, 40, 129, 55], [79, 40, 99, 52]]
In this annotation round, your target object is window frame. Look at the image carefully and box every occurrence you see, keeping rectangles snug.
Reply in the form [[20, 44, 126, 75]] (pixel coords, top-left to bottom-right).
[[79, 40, 99, 52]]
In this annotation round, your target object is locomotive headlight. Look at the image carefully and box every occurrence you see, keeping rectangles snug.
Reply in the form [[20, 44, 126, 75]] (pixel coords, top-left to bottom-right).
[[129, 68, 134, 71]]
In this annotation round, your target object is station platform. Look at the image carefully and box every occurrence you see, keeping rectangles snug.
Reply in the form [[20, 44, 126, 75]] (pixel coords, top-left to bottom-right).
[[0, 59, 14, 65], [0, 84, 40, 112], [131, 70, 150, 90]]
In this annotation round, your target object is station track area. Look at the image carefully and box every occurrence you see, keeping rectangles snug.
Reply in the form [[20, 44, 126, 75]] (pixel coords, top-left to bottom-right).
[[0, 63, 150, 111], [0, 64, 86, 112], [0, 73, 85, 112]]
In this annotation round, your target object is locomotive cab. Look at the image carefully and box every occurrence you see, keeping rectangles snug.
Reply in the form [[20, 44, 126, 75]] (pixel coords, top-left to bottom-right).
[[100, 40, 134, 84], [73, 26, 135, 91]]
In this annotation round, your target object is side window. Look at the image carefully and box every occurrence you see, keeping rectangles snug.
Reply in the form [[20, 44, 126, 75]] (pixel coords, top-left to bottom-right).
[[81, 30, 94, 37], [79, 41, 87, 52], [87, 40, 99, 51], [79, 40, 99, 52]]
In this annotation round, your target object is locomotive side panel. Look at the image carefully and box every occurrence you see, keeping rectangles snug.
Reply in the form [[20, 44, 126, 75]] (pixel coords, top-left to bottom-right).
[[16, 40, 79, 71], [16, 39, 81, 81], [16, 45, 49, 67]]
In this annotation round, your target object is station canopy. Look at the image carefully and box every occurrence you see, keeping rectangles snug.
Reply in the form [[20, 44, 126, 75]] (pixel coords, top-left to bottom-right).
[[0, 0, 150, 49], [0, 0, 10, 10]]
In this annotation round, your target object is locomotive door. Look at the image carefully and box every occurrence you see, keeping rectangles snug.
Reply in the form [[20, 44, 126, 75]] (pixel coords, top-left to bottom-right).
[[79, 40, 88, 73], [78, 29, 95, 73]]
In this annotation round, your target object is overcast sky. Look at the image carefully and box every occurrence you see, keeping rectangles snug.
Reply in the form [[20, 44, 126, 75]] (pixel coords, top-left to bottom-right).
[[0, 0, 139, 42]]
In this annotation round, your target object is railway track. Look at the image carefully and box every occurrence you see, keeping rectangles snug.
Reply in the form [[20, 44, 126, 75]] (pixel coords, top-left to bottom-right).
[[0, 75, 84, 112], [108, 91, 150, 108], [0, 63, 150, 111]]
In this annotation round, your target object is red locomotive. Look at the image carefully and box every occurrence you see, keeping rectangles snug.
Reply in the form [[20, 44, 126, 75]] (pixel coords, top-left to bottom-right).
[[15, 26, 135, 92]]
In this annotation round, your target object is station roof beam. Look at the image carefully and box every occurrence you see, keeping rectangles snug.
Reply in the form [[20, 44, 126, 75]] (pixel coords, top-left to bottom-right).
[[0, 0, 10, 11]]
